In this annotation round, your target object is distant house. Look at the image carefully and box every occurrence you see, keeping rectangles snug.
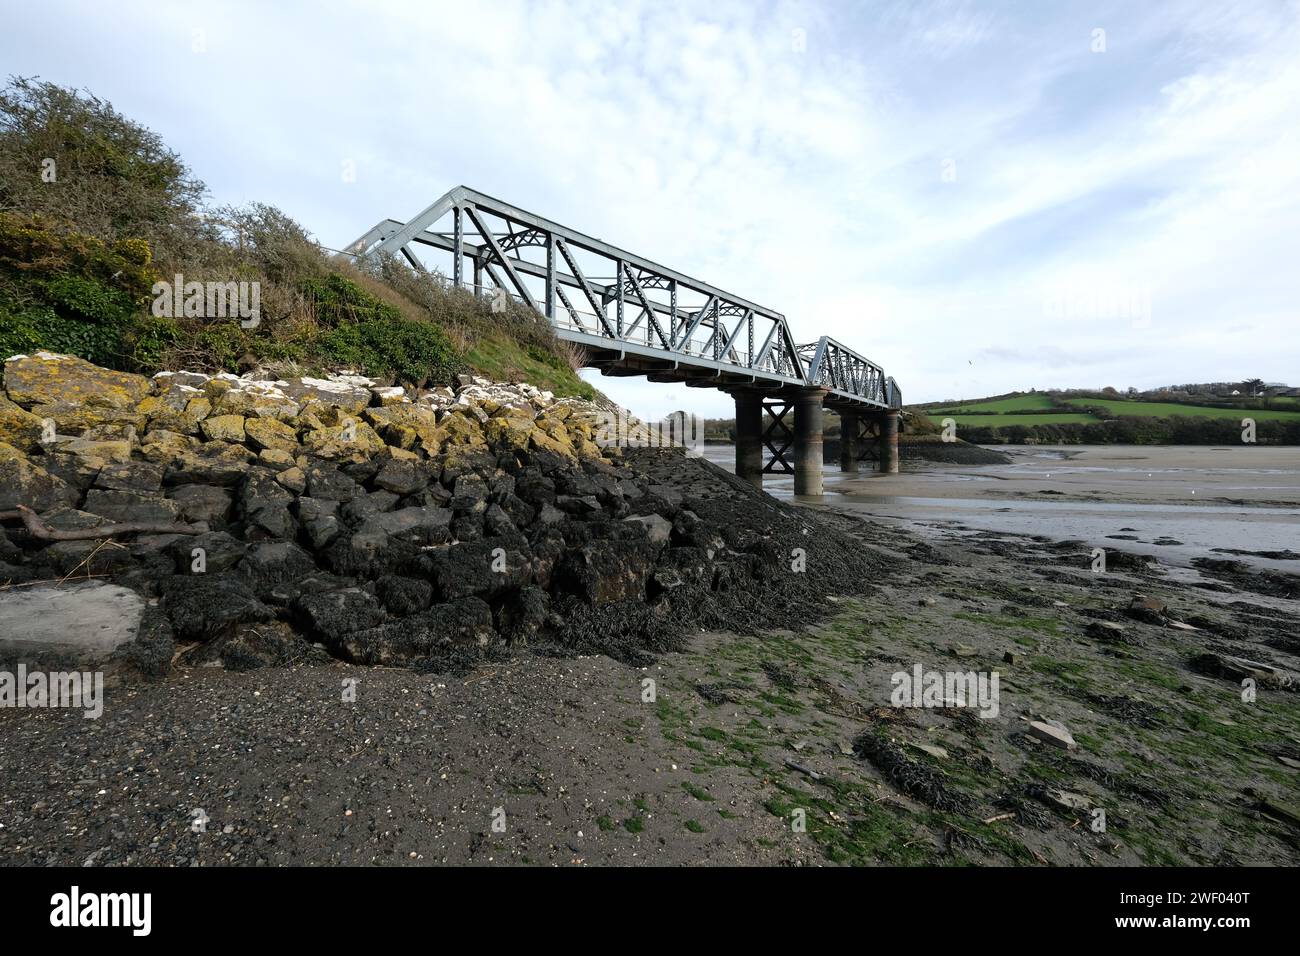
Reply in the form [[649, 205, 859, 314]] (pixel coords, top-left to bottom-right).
[[1262, 382, 1293, 396]]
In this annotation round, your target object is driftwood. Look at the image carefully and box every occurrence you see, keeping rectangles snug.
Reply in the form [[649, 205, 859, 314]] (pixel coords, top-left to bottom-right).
[[0, 504, 203, 540]]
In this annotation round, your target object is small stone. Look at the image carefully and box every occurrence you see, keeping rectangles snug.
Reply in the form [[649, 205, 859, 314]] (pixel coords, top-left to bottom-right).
[[1027, 720, 1077, 750], [951, 644, 978, 658]]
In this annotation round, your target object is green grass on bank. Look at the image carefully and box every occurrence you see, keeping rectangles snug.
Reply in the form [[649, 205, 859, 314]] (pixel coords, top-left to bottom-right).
[[1062, 397, 1300, 421], [935, 412, 1099, 427], [929, 394, 1057, 414]]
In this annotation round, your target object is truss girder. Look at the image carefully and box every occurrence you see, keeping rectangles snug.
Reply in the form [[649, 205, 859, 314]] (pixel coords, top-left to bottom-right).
[[348, 186, 899, 408]]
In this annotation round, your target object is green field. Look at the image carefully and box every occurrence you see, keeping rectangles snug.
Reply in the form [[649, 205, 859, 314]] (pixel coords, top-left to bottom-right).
[[1063, 398, 1300, 421], [934, 412, 1100, 427], [929, 394, 1057, 414]]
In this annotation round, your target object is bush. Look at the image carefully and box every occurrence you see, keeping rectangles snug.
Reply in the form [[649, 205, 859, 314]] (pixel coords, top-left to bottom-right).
[[0, 76, 209, 267], [318, 316, 463, 387]]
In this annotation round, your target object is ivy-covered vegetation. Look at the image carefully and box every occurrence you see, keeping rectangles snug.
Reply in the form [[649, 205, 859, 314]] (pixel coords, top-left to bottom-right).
[[0, 76, 594, 397]]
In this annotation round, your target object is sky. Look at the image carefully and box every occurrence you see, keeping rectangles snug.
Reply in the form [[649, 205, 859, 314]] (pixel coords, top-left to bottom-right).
[[4, 0, 1299, 419]]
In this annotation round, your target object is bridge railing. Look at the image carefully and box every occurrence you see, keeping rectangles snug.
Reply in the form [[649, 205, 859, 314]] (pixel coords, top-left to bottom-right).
[[350, 186, 898, 406]]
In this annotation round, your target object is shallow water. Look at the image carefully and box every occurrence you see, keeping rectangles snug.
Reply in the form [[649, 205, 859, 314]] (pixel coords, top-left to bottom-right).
[[701, 444, 1300, 572]]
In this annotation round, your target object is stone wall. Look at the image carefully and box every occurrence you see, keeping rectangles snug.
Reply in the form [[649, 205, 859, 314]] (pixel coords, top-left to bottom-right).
[[1, 352, 880, 677]]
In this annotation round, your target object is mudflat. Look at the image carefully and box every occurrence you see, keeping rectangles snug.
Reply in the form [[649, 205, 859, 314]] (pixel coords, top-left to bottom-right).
[[839, 444, 1300, 507]]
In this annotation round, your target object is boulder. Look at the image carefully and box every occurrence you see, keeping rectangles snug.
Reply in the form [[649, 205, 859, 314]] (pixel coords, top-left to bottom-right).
[[375, 574, 434, 616], [200, 414, 247, 443], [0, 394, 45, 451], [3, 352, 150, 417], [244, 417, 299, 452], [167, 484, 234, 526], [557, 537, 658, 604], [0, 581, 146, 662], [93, 460, 165, 494], [237, 541, 318, 598], [0, 444, 77, 511], [373, 458, 432, 496], [1027, 720, 1078, 750], [82, 489, 182, 524], [340, 597, 496, 665], [161, 574, 275, 641], [294, 588, 388, 641], [166, 442, 257, 485]]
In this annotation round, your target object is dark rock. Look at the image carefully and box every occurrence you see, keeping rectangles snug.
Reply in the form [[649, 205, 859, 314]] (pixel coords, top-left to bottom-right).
[[161, 574, 274, 641], [167, 484, 234, 527], [375, 575, 434, 616], [373, 459, 431, 496], [498, 492, 536, 528], [514, 472, 556, 508], [93, 460, 165, 494], [237, 541, 318, 598], [451, 514, 484, 541], [419, 540, 532, 600], [82, 489, 182, 524], [483, 503, 517, 538], [364, 506, 452, 544], [116, 603, 175, 677], [294, 588, 387, 641], [0, 455, 77, 512], [340, 597, 496, 665], [497, 585, 549, 644], [305, 463, 360, 502], [165, 443, 257, 485], [169, 531, 246, 573], [555, 494, 601, 515], [342, 490, 400, 525], [450, 473, 489, 513], [558, 538, 656, 604], [296, 497, 341, 550], [182, 620, 331, 671], [623, 513, 672, 547]]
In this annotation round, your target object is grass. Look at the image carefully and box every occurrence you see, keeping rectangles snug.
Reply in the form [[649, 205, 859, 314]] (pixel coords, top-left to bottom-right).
[[939, 413, 1100, 427], [1063, 397, 1300, 421], [930, 394, 1058, 414], [464, 333, 595, 400]]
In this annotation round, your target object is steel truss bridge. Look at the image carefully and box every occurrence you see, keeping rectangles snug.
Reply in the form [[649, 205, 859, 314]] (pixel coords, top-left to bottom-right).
[[349, 186, 903, 494]]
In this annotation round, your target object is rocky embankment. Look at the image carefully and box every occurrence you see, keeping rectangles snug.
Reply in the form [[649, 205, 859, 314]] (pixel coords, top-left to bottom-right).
[[0, 352, 885, 677]]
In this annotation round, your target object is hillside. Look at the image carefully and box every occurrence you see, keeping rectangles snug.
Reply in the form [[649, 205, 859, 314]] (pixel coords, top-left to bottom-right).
[[913, 390, 1300, 444], [0, 78, 595, 401]]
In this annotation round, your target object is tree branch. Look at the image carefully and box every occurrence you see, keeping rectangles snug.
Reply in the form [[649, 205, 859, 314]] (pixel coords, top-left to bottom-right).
[[0, 504, 203, 540]]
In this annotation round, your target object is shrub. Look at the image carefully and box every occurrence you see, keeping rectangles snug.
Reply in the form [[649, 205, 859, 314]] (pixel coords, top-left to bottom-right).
[[318, 316, 463, 387], [0, 76, 209, 267]]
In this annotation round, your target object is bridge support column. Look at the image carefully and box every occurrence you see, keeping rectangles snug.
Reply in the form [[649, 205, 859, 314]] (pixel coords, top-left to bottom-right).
[[732, 390, 764, 488], [839, 411, 860, 473], [877, 411, 900, 474], [793, 388, 827, 496]]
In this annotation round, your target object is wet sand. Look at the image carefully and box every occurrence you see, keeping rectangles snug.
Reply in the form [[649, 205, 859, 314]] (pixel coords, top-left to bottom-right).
[[839, 444, 1300, 507]]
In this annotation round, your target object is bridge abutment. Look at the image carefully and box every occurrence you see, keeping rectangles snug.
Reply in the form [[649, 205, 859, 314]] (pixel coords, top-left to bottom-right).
[[732, 389, 764, 488], [792, 388, 828, 496]]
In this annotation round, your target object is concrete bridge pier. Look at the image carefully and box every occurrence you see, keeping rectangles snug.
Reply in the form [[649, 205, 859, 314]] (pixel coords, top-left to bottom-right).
[[839, 410, 860, 473], [877, 410, 900, 474], [792, 387, 828, 496], [732, 389, 764, 489]]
